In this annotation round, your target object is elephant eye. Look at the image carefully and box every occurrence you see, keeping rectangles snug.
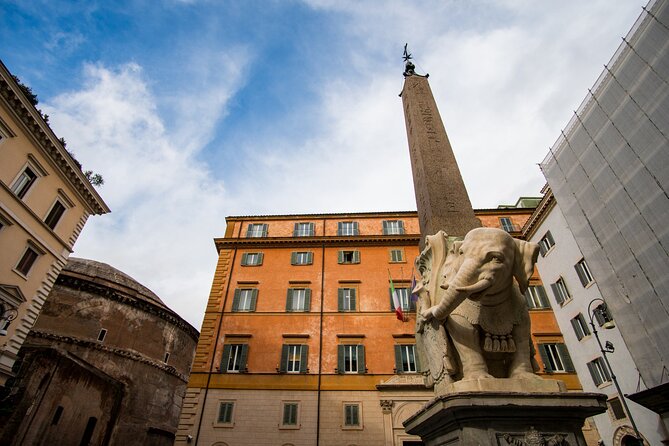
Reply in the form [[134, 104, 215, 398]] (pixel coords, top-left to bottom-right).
[[487, 252, 504, 263]]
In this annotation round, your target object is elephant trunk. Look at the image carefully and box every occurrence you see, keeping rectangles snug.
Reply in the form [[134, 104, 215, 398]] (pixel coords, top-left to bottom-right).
[[427, 258, 490, 321]]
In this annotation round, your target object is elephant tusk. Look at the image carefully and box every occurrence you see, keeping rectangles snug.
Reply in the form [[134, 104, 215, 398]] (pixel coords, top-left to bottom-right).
[[456, 278, 492, 294]]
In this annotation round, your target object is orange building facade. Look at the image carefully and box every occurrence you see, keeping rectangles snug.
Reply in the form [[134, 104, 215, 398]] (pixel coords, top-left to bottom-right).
[[176, 206, 588, 446]]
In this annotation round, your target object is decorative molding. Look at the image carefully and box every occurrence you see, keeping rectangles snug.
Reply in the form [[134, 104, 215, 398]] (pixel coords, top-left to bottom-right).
[[380, 400, 394, 413], [215, 235, 421, 250], [282, 334, 309, 338], [337, 334, 365, 338], [29, 329, 189, 382]]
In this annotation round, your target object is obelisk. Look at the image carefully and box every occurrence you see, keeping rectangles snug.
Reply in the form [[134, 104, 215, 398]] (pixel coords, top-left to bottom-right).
[[400, 50, 480, 242]]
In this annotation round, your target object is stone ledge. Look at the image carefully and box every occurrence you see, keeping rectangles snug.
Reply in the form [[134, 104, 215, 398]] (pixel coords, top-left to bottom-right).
[[443, 377, 566, 394]]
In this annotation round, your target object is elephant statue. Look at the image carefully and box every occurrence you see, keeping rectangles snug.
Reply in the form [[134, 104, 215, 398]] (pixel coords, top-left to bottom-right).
[[413, 227, 541, 393]]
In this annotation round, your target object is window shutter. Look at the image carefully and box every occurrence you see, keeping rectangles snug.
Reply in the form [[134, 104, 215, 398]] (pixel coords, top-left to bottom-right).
[[357, 345, 365, 374], [304, 289, 312, 311], [291, 252, 297, 265], [262, 224, 268, 237], [300, 345, 308, 372], [258, 253, 264, 265], [353, 250, 360, 264], [575, 263, 589, 287], [307, 252, 313, 265], [338, 251, 344, 264], [570, 317, 582, 340], [394, 345, 403, 373], [538, 344, 553, 372], [232, 289, 241, 311], [398, 220, 404, 234], [409, 295, 416, 311], [250, 289, 258, 311], [221, 344, 232, 373], [350, 289, 356, 311], [239, 344, 249, 371], [389, 288, 395, 311], [308, 222, 315, 236], [279, 345, 288, 372], [413, 345, 421, 372], [587, 361, 601, 386], [338, 289, 344, 311], [537, 286, 549, 308], [353, 221, 359, 235], [241, 253, 248, 265], [337, 345, 345, 373], [293, 223, 299, 237], [382, 220, 389, 234], [337, 222, 343, 235], [539, 242, 547, 256], [286, 289, 294, 312], [557, 344, 575, 372], [550, 283, 564, 304], [524, 289, 533, 308]]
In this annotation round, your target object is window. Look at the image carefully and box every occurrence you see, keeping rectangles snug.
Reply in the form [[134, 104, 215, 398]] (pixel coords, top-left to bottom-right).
[[222, 344, 248, 373], [293, 222, 315, 237], [338, 221, 359, 236], [343, 403, 361, 427], [280, 345, 308, 373], [524, 285, 550, 309], [11, 166, 38, 199], [164, 352, 170, 363], [587, 357, 611, 386], [608, 397, 627, 420], [575, 258, 594, 287], [232, 288, 258, 312], [538, 231, 555, 256], [44, 200, 66, 230], [241, 252, 263, 266], [97, 328, 107, 342], [217, 401, 235, 424], [571, 313, 591, 340], [286, 288, 311, 312], [538, 343, 575, 373], [246, 223, 268, 238], [390, 287, 414, 312], [338, 344, 365, 373], [593, 303, 614, 327], [394, 344, 418, 373], [291, 251, 313, 265], [550, 277, 571, 305], [389, 249, 404, 263], [338, 250, 360, 264], [15, 245, 40, 277], [282, 402, 300, 427], [51, 406, 63, 425], [338, 288, 356, 312], [382, 220, 404, 235], [499, 217, 516, 232]]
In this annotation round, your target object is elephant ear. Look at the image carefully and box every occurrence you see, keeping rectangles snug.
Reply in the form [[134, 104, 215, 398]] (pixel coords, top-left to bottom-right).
[[513, 239, 540, 294]]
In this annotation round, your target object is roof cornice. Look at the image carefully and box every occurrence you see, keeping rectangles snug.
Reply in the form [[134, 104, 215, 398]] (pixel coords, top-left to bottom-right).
[[521, 189, 555, 239], [0, 61, 110, 215], [215, 235, 422, 250]]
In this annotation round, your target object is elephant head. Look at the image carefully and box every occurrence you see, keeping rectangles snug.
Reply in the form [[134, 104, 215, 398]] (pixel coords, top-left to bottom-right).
[[422, 227, 539, 322]]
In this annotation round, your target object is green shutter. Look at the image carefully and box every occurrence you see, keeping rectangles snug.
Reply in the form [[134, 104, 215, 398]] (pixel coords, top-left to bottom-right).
[[307, 251, 313, 265], [382, 220, 389, 234], [300, 345, 308, 372], [286, 289, 294, 312], [524, 289, 533, 308], [309, 222, 315, 236], [232, 289, 241, 311], [413, 345, 421, 372], [350, 289, 356, 311], [398, 220, 405, 234], [538, 344, 552, 372], [221, 344, 232, 373], [394, 345, 403, 373], [279, 345, 288, 372], [250, 289, 258, 311], [537, 286, 549, 307], [409, 294, 416, 312], [338, 251, 344, 264], [357, 345, 365, 374], [550, 283, 563, 304], [291, 252, 297, 265], [338, 289, 344, 311], [257, 252, 264, 265], [352, 222, 359, 235], [239, 344, 249, 372], [575, 262, 588, 287], [352, 250, 360, 264], [262, 224, 268, 237], [241, 253, 248, 265], [389, 288, 395, 311], [557, 344, 575, 372], [570, 317, 582, 340], [587, 361, 600, 386], [337, 345, 345, 373], [337, 222, 343, 235], [304, 289, 312, 311]]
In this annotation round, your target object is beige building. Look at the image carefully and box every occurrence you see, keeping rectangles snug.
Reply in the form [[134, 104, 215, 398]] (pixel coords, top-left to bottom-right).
[[0, 61, 110, 385]]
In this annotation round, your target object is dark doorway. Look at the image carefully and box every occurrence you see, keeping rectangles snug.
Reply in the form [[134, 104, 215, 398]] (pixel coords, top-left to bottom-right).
[[79, 417, 97, 446]]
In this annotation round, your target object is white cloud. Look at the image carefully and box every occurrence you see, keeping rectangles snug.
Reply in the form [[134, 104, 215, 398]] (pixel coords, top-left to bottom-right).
[[43, 57, 247, 329]]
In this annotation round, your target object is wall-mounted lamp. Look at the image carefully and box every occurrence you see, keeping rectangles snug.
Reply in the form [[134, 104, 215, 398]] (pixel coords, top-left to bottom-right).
[[0, 306, 19, 336]]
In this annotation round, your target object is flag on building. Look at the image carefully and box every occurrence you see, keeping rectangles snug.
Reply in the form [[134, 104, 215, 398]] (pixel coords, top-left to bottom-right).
[[389, 271, 404, 322], [410, 275, 418, 302]]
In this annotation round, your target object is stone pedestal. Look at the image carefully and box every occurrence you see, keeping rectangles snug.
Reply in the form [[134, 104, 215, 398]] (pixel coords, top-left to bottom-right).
[[403, 381, 607, 446]]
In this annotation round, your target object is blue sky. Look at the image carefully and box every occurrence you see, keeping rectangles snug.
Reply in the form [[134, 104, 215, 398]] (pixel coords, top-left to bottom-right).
[[1, 0, 646, 328]]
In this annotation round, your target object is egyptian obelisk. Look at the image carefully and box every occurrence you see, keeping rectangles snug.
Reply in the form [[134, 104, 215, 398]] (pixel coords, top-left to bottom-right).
[[400, 48, 480, 242]]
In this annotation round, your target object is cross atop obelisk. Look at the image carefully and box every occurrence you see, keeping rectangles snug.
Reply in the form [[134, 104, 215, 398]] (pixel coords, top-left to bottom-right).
[[400, 45, 481, 242]]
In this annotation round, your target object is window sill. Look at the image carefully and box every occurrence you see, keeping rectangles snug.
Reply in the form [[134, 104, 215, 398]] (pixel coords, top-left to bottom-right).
[[342, 425, 363, 430], [597, 381, 613, 390], [279, 424, 301, 430], [584, 281, 595, 289], [542, 246, 556, 257], [11, 268, 29, 281], [559, 298, 573, 307], [213, 422, 234, 428]]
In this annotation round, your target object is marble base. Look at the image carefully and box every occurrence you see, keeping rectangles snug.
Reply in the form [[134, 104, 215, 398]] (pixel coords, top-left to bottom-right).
[[403, 389, 606, 446]]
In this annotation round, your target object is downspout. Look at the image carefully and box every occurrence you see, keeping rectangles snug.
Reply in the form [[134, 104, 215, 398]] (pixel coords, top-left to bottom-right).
[[193, 219, 242, 445], [316, 218, 326, 446]]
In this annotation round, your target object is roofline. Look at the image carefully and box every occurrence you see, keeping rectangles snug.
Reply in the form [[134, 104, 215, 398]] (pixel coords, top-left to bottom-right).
[[0, 60, 110, 215]]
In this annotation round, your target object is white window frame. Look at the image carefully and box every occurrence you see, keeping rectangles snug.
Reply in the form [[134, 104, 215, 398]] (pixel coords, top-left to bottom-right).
[[343, 345, 359, 373], [338, 221, 358, 236], [226, 344, 245, 372], [241, 252, 263, 266], [293, 222, 314, 237], [394, 287, 411, 312], [237, 289, 255, 312], [575, 258, 595, 287], [342, 402, 362, 429], [538, 231, 555, 256], [588, 357, 612, 387], [339, 288, 356, 312], [551, 277, 571, 305], [398, 344, 417, 373], [289, 288, 308, 312], [525, 285, 549, 309], [571, 313, 590, 341], [389, 249, 404, 263], [292, 251, 313, 265], [285, 345, 303, 373], [499, 217, 515, 232], [280, 401, 300, 429], [382, 220, 404, 235], [246, 223, 268, 238], [540, 343, 571, 372]]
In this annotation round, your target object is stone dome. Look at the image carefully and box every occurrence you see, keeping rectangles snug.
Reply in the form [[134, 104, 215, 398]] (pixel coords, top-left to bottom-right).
[[63, 257, 168, 311]]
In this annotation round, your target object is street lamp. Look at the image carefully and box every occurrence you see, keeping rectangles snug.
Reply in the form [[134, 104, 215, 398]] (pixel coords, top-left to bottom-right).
[[587, 298, 644, 446], [0, 306, 19, 336]]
